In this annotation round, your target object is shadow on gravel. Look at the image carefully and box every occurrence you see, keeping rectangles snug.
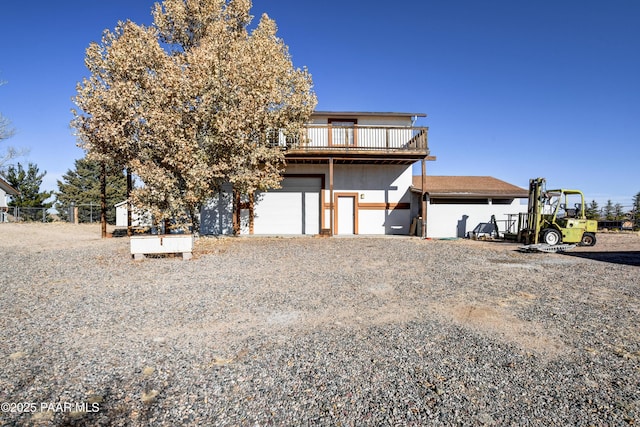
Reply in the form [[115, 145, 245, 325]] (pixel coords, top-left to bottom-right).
[[560, 251, 640, 267]]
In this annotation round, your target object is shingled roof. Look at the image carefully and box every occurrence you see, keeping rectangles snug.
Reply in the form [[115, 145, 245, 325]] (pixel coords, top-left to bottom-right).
[[0, 176, 19, 196], [412, 176, 528, 198]]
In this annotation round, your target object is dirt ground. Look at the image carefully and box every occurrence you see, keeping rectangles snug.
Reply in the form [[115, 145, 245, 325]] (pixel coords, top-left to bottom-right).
[[458, 230, 640, 266], [2, 222, 639, 254], [1, 222, 638, 425]]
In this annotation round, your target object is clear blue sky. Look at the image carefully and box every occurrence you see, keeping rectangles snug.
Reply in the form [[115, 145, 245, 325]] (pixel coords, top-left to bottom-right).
[[1, 1, 638, 209]]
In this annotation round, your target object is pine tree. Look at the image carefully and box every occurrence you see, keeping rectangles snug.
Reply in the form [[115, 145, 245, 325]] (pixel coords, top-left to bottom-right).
[[585, 200, 600, 220], [603, 200, 615, 221], [632, 191, 640, 230], [54, 157, 127, 224], [613, 203, 625, 221], [2, 162, 53, 221]]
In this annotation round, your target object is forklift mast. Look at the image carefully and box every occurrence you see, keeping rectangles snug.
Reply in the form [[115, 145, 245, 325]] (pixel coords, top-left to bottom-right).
[[521, 177, 545, 244]]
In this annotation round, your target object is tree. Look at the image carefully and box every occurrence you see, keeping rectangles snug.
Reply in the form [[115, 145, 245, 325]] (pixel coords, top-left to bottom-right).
[[0, 81, 14, 143], [54, 157, 127, 224], [0, 112, 13, 142], [585, 200, 600, 220], [632, 193, 639, 228], [603, 200, 615, 221], [0, 80, 27, 171], [613, 203, 625, 221], [71, 0, 316, 233], [3, 162, 53, 221]]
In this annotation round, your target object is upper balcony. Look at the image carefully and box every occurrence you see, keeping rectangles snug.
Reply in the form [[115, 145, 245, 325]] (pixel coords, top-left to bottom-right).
[[274, 124, 431, 164]]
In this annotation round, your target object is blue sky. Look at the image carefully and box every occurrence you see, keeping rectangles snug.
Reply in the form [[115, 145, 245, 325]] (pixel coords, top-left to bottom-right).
[[1, 1, 638, 209]]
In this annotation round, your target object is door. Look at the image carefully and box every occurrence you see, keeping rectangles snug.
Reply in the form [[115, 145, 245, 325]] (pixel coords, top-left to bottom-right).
[[336, 195, 357, 235], [329, 119, 356, 146], [253, 177, 321, 234]]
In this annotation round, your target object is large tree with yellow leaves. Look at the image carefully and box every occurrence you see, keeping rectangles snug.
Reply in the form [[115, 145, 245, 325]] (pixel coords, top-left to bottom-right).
[[72, 0, 316, 232]]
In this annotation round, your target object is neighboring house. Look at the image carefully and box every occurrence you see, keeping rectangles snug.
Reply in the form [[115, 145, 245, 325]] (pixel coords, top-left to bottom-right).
[[201, 111, 435, 235], [411, 176, 529, 238], [0, 176, 19, 222]]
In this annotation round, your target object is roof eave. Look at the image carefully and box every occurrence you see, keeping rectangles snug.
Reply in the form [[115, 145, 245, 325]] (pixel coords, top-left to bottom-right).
[[427, 192, 528, 198], [312, 111, 427, 118], [0, 177, 19, 196]]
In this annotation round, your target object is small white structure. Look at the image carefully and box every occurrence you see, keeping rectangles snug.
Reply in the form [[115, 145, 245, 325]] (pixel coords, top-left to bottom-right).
[[0, 177, 19, 223], [114, 200, 152, 228], [411, 176, 528, 239]]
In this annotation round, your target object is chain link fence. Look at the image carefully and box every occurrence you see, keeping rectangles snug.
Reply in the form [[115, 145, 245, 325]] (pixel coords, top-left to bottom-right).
[[1, 204, 116, 224], [1, 207, 51, 223], [61, 203, 113, 224]]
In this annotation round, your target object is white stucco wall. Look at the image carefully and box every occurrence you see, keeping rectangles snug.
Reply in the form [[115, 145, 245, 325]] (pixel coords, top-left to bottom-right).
[[199, 164, 415, 236], [426, 199, 527, 239], [330, 164, 412, 235], [0, 188, 7, 209], [310, 114, 413, 127], [200, 185, 234, 235]]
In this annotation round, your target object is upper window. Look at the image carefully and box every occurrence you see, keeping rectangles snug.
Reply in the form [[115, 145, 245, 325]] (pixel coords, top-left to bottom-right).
[[329, 118, 357, 146]]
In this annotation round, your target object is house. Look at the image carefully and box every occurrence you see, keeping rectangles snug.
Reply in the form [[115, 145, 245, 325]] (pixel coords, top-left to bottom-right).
[[410, 176, 529, 238], [0, 176, 19, 222], [200, 111, 435, 236]]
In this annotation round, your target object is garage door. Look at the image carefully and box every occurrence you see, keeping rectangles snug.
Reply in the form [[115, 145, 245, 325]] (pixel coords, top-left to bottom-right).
[[253, 177, 321, 235]]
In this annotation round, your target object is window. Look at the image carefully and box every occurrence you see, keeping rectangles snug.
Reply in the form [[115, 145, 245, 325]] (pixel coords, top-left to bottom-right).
[[329, 118, 357, 146]]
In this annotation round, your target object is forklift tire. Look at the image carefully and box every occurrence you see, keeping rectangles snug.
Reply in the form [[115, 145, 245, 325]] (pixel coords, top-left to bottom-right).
[[580, 232, 597, 247], [541, 228, 561, 246]]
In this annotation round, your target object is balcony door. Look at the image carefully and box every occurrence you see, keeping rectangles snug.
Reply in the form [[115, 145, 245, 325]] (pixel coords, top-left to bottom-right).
[[329, 119, 356, 146]]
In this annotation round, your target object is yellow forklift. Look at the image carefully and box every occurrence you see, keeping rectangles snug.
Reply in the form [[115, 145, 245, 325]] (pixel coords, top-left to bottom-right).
[[517, 178, 597, 249]]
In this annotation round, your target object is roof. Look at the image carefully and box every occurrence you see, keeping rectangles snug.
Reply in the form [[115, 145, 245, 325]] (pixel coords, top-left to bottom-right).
[[0, 176, 19, 195], [312, 111, 426, 118], [412, 176, 528, 198]]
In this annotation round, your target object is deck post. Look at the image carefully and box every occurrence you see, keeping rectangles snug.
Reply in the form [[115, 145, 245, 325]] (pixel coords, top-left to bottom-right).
[[421, 158, 427, 239], [329, 157, 334, 236]]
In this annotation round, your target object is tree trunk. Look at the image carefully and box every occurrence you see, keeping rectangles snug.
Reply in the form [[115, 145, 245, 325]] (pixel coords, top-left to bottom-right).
[[100, 162, 107, 238], [188, 204, 200, 235], [126, 168, 132, 237], [232, 188, 240, 236]]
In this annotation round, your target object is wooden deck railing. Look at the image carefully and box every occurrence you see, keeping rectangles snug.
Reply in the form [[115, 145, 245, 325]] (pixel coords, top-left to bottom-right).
[[270, 125, 428, 153]]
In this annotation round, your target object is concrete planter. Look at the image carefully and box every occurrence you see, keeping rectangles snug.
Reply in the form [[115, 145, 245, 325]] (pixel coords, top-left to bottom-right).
[[130, 235, 194, 260]]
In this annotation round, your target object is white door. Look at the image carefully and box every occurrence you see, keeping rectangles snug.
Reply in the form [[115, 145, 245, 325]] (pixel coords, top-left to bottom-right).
[[253, 177, 321, 234], [337, 196, 355, 235], [304, 192, 320, 235], [254, 192, 303, 234]]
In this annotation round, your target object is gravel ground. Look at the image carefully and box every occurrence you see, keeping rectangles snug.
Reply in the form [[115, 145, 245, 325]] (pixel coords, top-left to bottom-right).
[[0, 223, 638, 426]]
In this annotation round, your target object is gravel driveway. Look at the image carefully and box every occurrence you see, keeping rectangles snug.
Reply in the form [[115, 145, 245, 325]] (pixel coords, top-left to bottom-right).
[[0, 224, 638, 426]]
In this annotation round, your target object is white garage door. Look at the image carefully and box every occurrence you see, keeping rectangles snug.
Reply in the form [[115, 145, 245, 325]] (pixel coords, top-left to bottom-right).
[[253, 177, 321, 235]]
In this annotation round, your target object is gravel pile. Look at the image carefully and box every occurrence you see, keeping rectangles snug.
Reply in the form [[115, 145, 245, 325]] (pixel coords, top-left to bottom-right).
[[0, 224, 638, 426]]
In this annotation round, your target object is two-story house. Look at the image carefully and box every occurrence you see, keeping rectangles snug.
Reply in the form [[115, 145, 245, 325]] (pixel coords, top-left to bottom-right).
[[200, 111, 434, 236]]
